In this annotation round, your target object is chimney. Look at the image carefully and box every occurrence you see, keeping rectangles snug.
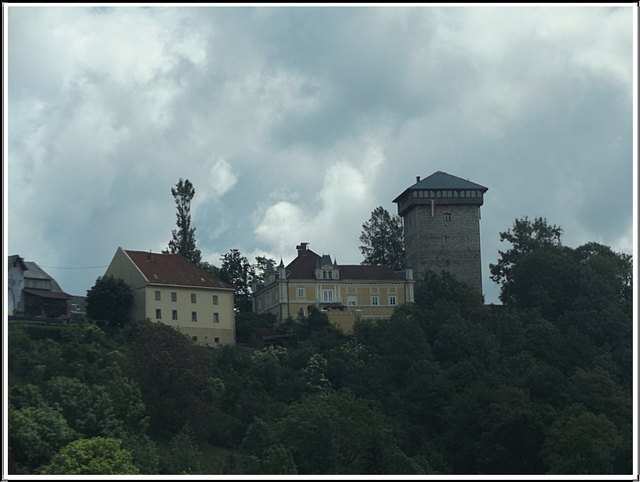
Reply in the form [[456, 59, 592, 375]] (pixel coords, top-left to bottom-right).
[[296, 242, 309, 255], [416, 176, 421, 183]]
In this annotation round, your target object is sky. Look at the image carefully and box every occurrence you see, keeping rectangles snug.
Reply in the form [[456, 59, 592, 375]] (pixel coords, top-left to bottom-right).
[[4, 4, 636, 305]]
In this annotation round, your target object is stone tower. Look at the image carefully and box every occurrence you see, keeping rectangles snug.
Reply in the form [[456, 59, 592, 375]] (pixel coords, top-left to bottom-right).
[[393, 171, 488, 293]]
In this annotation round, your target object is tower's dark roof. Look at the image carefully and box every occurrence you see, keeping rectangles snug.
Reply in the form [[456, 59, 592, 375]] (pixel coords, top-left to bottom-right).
[[393, 171, 487, 202]]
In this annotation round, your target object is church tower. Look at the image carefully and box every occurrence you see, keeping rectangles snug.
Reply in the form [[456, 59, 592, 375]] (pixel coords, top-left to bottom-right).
[[393, 171, 488, 293]]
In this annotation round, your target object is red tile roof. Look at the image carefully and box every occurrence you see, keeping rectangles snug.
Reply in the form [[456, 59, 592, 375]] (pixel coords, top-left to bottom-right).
[[125, 250, 233, 290], [285, 249, 402, 281]]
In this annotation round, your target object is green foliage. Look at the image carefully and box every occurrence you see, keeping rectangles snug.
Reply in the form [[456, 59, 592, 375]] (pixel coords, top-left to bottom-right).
[[167, 178, 202, 265], [271, 390, 414, 474], [235, 311, 276, 344], [9, 405, 77, 472], [125, 320, 210, 436], [41, 437, 139, 474], [42, 376, 123, 437], [163, 423, 202, 474], [219, 248, 254, 312], [86, 275, 133, 328], [541, 410, 622, 474], [359, 206, 405, 270], [490, 216, 563, 305]]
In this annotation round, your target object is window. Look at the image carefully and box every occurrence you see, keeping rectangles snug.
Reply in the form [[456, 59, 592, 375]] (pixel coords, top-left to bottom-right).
[[371, 296, 379, 306], [171, 292, 177, 302], [329, 271, 333, 279], [297, 287, 305, 299], [214, 337, 220, 343], [389, 295, 397, 306], [213, 312, 219, 323], [155, 309, 162, 319], [347, 295, 357, 306], [444, 213, 451, 222], [323, 290, 334, 303], [192, 336, 198, 342], [192, 311, 198, 322], [155, 290, 161, 301], [172, 310, 178, 320], [191, 293, 197, 303], [212, 295, 218, 305]]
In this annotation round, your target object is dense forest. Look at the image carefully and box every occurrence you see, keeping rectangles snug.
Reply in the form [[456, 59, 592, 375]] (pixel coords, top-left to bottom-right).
[[7, 218, 633, 475]]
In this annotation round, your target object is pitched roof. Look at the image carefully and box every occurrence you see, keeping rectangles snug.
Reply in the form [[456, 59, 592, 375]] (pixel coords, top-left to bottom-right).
[[125, 250, 233, 290], [286, 249, 321, 279], [393, 171, 487, 202], [23, 261, 66, 292], [285, 249, 402, 281]]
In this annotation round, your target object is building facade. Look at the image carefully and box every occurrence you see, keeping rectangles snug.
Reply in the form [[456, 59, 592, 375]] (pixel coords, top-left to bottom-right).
[[253, 243, 414, 334], [8, 255, 71, 317], [104, 248, 236, 347], [393, 171, 488, 293]]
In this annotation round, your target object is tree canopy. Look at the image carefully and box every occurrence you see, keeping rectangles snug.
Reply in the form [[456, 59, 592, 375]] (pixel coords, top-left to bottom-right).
[[167, 178, 202, 266], [359, 206, 405, 271], [86, 275, 133, 328]]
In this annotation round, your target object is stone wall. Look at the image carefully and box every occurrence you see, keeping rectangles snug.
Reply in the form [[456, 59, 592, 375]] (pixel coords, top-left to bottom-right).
[[404, 203, 483, 292]]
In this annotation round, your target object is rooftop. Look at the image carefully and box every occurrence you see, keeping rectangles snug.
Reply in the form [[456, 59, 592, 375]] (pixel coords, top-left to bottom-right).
[[393, 171, 487, 202], [125, 250, 233, 290], [284, 246, 403, 281]]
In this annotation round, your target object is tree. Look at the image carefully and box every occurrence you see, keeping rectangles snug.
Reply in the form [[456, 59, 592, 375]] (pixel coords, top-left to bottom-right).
[[125, 320, 210, 436], [253, 255, 276, 284], [86, 276, 133, 328], [219, 249, 254, 313], [9, 405, 77, 472], [167, 178, 202, 266], [540, 410, 622, 474], [359, 206, 405, 270], [490, 217, 563, 305], [40, 437, 139, 475]]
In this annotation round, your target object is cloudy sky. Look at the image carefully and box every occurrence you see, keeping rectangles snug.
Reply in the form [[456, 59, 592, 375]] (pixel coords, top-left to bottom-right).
[[5, 5, 635, 305]]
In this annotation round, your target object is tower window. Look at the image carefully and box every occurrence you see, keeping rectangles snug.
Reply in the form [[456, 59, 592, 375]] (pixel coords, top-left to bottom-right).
[[444, 213, 451, 222]]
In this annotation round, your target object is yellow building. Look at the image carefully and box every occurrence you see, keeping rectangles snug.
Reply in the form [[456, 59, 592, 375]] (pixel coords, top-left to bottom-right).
[[253, 243, 414, 334], [105, 248, 235, 346]]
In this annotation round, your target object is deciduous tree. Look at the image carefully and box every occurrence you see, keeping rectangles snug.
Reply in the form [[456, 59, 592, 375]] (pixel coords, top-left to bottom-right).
[[41, 437, 139, 475], [86, 276, 133, 328]]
